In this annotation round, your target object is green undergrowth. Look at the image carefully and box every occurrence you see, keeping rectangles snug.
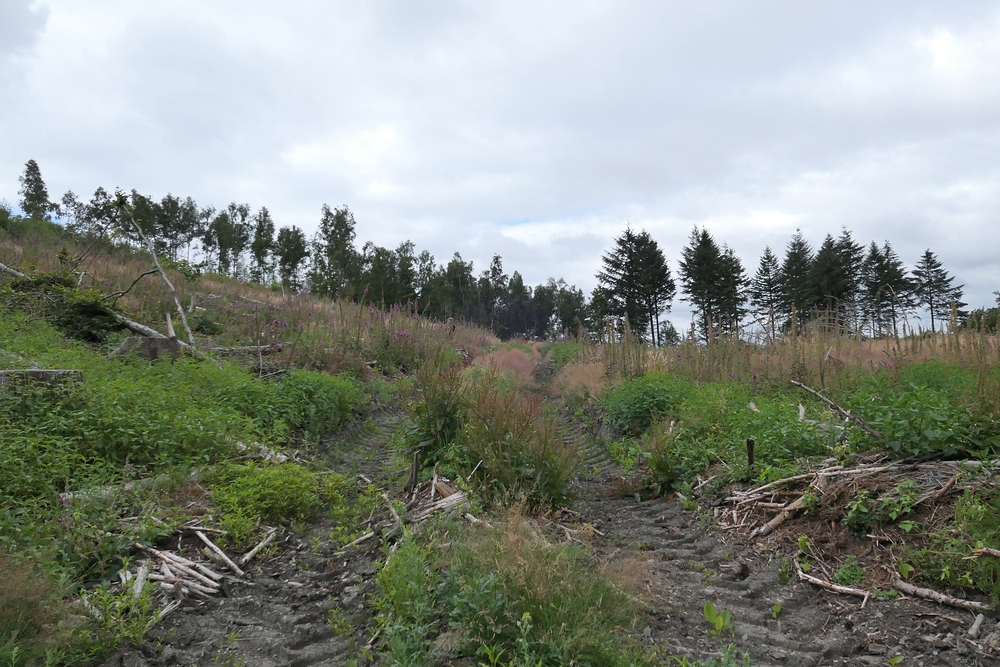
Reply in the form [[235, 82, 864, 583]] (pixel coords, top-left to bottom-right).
[[597, 361, 1000, 495], [0, 309, 370, 663], [372, 514, 650, 667], [907, 481, 1000, 603], [540, 341, 584, 368], [207, 463, 380, 548], [403, 359, 577, 508]]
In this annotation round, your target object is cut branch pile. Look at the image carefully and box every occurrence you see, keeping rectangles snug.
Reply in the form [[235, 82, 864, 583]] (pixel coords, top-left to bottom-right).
[[405, 466, 474, 524], [711, 458, 995, 612]]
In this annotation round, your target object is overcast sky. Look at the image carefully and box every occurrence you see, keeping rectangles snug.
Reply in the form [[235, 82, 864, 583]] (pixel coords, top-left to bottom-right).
[[2, 1, 999, 327]]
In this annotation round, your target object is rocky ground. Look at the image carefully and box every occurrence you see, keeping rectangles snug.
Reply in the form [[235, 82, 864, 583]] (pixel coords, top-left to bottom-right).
[[102, 407, 1000, 667]]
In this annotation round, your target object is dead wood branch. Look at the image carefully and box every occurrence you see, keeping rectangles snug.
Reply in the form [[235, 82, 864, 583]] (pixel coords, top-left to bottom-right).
[[410, 491, 469, 522], [794, 557, 867, 598], [333, 531, 375, 556], [791, 380, 881, 438], [113, 314, 191, 346], [239, 528, 277, 565], [383, 493, 403, 526], [919, 472, 963, 505], [893, 578, 992, 611], [0, 261, 26, 278], [104, 268, 158, 303], [195, 530, 245, 577], [970, 547, 1000, 561], [752, 474, 829, 538], [120, 203, 195, 347]]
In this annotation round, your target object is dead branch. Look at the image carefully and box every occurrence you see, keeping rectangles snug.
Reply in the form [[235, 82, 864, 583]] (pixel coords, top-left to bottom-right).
[[104, 268, 159, 303], [333, 531, 375, 556], [791, 380, 882, 438], [970, 547, 1000, 560], [794, 557, 867, 598], [410, 491, 469, 522], [113, 314, 191, 347], [893, 578, 992, 611], [195, 530, 246, 577], [239, 528, 277, 565], [919, 472, 962, 505], [752, 474, 829, 538], [383, 493, 403, 526], [0, 261, 26, 278], [120, 203, 195, 347]]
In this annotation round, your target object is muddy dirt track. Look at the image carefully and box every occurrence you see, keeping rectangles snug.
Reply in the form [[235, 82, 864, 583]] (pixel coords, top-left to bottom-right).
[[103, 408, 1000, 667]]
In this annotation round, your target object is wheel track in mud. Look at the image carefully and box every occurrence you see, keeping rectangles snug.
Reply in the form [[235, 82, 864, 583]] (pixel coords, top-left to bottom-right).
[[102, 409, 405, 667], [558, 421, 987, 667]]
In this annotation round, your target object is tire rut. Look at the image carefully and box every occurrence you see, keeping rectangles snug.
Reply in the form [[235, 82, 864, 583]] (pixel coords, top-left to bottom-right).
[[559, 418, 988, 667]]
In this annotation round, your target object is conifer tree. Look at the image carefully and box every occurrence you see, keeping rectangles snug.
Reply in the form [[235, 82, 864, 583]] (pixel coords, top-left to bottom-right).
[[749, 246, 781, 340], [18, 159, 57, 220], [778, 230, 815, 327], [861, 241, 914, 338], [678, 227, 747, 338], [911, 249, 964, 333], [595, 227, 675, 344]]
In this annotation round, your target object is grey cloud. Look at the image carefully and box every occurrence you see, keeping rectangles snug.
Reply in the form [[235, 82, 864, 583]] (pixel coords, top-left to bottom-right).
[[0, 1, 48, 60], [2, 0, 999, 312]]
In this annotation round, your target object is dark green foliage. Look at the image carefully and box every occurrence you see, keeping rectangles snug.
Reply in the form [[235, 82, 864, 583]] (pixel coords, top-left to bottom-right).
[[374, 522, 645, 667], [18, 159, 58, 220], [2, 272, 124, 343], [595, 227, 676, 345], [778, 230, 815, 320], [749, 246, 781, 337], [912, 249, 964, 333], [249, 206, 276, 284], [275, 225, 310, 289], [600, 373, 690, 435], [309, 204, 361, 298], [678, 227, 747, 338], [861, 241, 914, 338]]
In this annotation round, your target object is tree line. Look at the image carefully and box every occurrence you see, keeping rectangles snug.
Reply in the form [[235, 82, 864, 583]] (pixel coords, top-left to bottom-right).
[[14, 159, 971, 342]]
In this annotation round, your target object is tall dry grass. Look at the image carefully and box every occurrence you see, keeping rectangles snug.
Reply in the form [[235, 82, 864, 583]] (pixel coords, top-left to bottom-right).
[[0, 227, 497, 374]]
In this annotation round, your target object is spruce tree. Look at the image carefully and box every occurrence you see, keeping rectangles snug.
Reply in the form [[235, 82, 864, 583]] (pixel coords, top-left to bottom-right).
[[678, 227, 747, 338], [749, 246, 781, 340], [834, 228, 865, 330], [18, 159, 57, 220], [911, 250, 964, 333], [595, 228, 675, 344], [778, 230, 815, 327], [861, 241, 914, 338]]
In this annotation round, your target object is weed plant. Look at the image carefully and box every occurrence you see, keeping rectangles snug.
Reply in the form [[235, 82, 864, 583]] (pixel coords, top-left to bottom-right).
[[909, 484, 1000, 602], [404, 362, 576, 507], [373, 514, 648, 666]]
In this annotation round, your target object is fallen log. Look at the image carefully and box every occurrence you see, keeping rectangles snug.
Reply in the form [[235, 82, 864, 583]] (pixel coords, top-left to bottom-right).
[[893, 578, 992, 611]]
